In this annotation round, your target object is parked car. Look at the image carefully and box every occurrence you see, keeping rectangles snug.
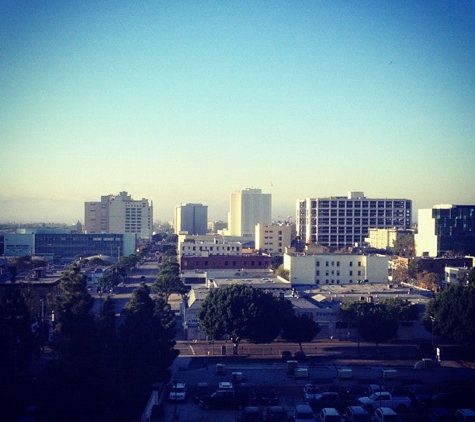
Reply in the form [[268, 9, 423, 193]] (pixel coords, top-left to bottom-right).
[[194, 382, 210, 404], [168, 382, 187, 402], [294, 351, 307, 362], [238, 406, 264, 422], [267, 405, 289, 422], [428, 407, 457, 422], [199, 390, 237, 410], [373, 407, 401, 422], [407, 383, 434, 406], [455, 409, 475, 422], [357, 392, 411, 412], [294, 404, 316, 422], [343, 406, 371, 422], [235, 383, 258, 406], [317, 407, 341, 422], [311, 392, 342, 412], [259, 386, 279, 406], [281, 350, 293, 360], [304, 384, 321, 404]]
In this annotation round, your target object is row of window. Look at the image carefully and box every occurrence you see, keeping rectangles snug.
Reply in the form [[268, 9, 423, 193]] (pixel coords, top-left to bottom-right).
[[311, 200, 409, 209], [315, 279, 363, 284], [316, 261, 362, 267], [181, 246, 240, 251], [316, 270, 362, 276]]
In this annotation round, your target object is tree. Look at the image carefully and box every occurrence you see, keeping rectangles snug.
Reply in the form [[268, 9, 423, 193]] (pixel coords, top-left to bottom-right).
[[392, 261, 409, 284], [153, 273, 186, 302], [424, 284, 475, 349], [44, 264, 100, 422], [0, 287, 36, 373], [198, 284, 293, 353], [341, 298, 416, 346], [419, 272, 441, 292], [282, 313, 321, 352], [119, 283, 179, 414], [408, 258, 424, 279], [393, 233, 414, 257]]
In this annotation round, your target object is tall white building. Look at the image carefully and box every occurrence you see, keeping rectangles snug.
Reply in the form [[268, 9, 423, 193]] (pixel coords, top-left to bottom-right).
[[84, 191, 153, 239], [174, 203, 208, 235], [296, 191, 412, 250], [227, 188, 271, 238]]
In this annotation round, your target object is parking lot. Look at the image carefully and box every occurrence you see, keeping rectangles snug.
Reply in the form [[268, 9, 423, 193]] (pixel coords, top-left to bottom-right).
[[155, 356, 475, 422]]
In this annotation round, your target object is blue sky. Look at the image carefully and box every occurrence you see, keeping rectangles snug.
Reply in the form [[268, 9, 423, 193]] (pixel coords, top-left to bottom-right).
[[1, 0, 474, 224]]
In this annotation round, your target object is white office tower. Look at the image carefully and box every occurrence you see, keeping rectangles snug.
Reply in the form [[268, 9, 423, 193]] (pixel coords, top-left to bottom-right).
[[227, 188, 271, 238], [85, 191, 153, 239], [296, 191, 411, 249], [174, 203, 208, 235]]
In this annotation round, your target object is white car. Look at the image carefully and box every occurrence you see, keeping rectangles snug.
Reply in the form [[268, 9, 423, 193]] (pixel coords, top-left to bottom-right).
[[169, 383, 187, 402]]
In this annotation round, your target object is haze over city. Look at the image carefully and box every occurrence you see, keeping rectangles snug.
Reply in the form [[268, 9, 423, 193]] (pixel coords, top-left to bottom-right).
[[1, 0, 474, 224]]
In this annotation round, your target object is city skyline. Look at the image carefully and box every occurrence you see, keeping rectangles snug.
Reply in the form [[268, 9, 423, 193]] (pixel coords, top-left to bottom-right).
[[1, 1, 474, 224]]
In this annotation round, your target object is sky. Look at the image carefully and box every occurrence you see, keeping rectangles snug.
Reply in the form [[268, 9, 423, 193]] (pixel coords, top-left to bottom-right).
[[1, 0, 474, 224]]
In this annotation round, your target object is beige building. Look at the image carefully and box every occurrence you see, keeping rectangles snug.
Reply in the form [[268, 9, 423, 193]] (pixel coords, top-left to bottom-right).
[[255, 223, 293, 255], [85, 191, 153, 239], [365, 228, 412, 251], [283, 252, 388, 286]]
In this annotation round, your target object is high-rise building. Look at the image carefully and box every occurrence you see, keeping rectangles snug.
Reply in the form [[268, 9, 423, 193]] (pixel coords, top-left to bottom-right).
[[415, 204, 475, 257], [174, 203, 208, 235], [84, 191, 153, 239], [227, 188, 271, 238], [296, 191, 411, 249]]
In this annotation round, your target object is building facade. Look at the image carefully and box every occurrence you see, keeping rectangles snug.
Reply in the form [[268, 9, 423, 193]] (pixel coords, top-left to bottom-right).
[[365, 228, 412, 251], [415, 204, 475, 257], [255, 223, 293, 255], [4, 232, 136, 260], [283, 252, 389, 286], [174, 203, 208, 235], [85, 191, 153, 239], [180, 254, 272, 271], [179, 238, 242, 257], [227, 188, 271, 238], [296, 191, 412, 249]]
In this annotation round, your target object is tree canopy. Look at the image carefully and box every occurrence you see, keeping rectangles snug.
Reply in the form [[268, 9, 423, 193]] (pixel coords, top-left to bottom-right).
[[198, 284, 294, 349], [424, 284, 475, 349], [282, 313, 321, 352], [341, 297, 418, 345]]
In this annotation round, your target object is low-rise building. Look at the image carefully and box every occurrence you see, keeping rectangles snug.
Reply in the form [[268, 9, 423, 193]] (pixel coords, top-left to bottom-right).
[[283, 252, 388, 286], [255, 223, 293, 255]]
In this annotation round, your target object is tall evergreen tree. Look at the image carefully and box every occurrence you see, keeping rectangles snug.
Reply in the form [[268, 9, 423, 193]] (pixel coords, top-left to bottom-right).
[[119, 283, 178, 416], [42, 264, 100, 422]]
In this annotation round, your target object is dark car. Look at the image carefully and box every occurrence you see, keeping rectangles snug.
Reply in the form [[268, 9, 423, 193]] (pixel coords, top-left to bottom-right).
[[238, 406, 264, 422], [235, 383, 258, 406], [427, 392, 474, 411], [259, 386, 279, 406], [408, 384, 434, 406], [294, 351, 307, 362], [310, 392, 343, 412], [281, 351, 293, 360], [266, 405, 289, 422], [428, 407, 457, 422], [194, 382, 210, 404], [199, 390, 237, 410]]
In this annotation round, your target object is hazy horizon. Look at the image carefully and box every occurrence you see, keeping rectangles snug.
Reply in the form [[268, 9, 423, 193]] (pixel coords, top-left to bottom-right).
[[1, 1, 474, 224]]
